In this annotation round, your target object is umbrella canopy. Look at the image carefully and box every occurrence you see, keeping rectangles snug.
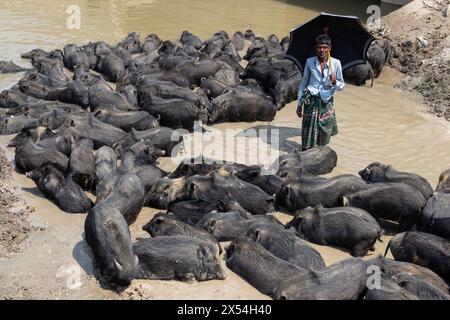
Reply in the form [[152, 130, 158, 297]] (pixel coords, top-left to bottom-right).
[[285, 12, 375, 74]]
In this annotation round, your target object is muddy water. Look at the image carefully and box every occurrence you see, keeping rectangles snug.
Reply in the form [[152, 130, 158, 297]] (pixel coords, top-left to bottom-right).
[[0, 0, 449, 299]]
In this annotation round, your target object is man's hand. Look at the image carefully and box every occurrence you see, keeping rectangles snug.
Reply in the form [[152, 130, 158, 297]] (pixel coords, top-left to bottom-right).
[[296, 107, 303, 118], [330, 73, 337, 85]]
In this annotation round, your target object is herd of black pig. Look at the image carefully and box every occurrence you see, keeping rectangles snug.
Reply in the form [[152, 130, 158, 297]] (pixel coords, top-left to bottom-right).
[[0, 30, 448, 299]]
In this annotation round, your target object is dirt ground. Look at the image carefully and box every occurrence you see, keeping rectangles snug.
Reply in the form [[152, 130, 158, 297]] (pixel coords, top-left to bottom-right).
[[0, 148, 35, 259], [370, 0, 450, 119]]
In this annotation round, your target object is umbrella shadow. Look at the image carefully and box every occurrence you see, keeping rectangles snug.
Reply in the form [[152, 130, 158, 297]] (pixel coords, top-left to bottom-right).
[[234, 124, 302, 153]]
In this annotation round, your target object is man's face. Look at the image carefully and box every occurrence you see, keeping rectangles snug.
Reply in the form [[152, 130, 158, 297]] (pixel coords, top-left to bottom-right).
[[315, 44, 330, 60]]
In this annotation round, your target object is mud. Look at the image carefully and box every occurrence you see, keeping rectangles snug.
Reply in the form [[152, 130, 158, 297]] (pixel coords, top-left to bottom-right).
[[371, 0, 450, 119], [0, 147, 35, 258]]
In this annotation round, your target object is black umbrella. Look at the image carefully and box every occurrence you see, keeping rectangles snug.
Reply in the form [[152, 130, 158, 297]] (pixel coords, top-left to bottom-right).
[[285, 12, 375, 74]]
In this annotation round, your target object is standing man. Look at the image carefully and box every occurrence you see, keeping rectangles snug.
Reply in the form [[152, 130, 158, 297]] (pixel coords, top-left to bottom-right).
[[297, 34, 345, 151]]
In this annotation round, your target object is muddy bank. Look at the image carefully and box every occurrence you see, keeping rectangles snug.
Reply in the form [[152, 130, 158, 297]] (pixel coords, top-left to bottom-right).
[[371, 0, 450, 119], [0, 147, 35, 258]]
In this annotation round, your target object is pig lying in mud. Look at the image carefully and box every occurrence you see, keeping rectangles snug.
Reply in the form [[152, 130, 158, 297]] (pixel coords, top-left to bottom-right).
[[145, 172, 275, 215], [166, 199, 243, 225], [209, 89, 277, 123], [368, 256, 449, 293], [196, 211, 281, 242], [343, 183, 426, 231], [7, 127, 55, 148], [0, 116, 38, 135], [386, 231, 450, 282], [68, 138, 95, 190], [436, 167, 450, 193], [392, 273, 450, 300], [168, 156, 248, 178], [95, 172, 145, 225], [8, 127, 72, 157], [420, 167, 450, 240], [359, 162, 433, 199], [15, 138, 69, 173], [94, 146, 117, 187], [286, 205, 383, 257], [274, 258, 369, 300], [85, 201, 138, 287], [363, 274, 419, 300], [234, 165, 283, 196], [274, 145, 338, 178], [112, 126, 183, 156], [133, 235, 226, 282], [119, 141, 164, 169], [0, 60, 28, 73], [143, 212, 220, 249], [276, 172, 367, 211], [225, 239, 305, 297], [92, 108, 159, 132], [27, 162, 93, 213], [367, 256, 450, 299], [419, 192, 450, 240], [245, 223, 325, 270]]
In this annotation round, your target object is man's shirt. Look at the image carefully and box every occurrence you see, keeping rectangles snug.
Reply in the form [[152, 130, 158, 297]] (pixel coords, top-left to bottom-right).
[[297, 56, 345, 109]]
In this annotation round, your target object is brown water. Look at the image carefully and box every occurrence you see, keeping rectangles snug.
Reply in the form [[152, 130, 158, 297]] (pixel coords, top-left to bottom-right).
[[0, 0, 449, 300]]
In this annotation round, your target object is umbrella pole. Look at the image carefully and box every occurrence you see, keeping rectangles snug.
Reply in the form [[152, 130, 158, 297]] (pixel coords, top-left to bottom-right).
[[328, 51, 333, 75]]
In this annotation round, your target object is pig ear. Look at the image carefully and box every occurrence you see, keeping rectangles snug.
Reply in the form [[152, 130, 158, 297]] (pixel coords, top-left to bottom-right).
[[226, 243, 237, 259], [197, 245, 208, 259], [253, 229, 262, 243], [278, 293, 289, 300], [131, 128, 139, 139], [364, 167, 371, 176], [246, 165, 261, 177], [208, 219, 217, 228], [154, 216, 163, 224], [285, 186, 291, 201], [68, 133, 77, 146]]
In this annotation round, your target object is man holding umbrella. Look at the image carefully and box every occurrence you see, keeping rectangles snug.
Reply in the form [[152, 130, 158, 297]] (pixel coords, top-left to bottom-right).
[[296, 34, 345, 151], [286, 13, 374, 151]]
